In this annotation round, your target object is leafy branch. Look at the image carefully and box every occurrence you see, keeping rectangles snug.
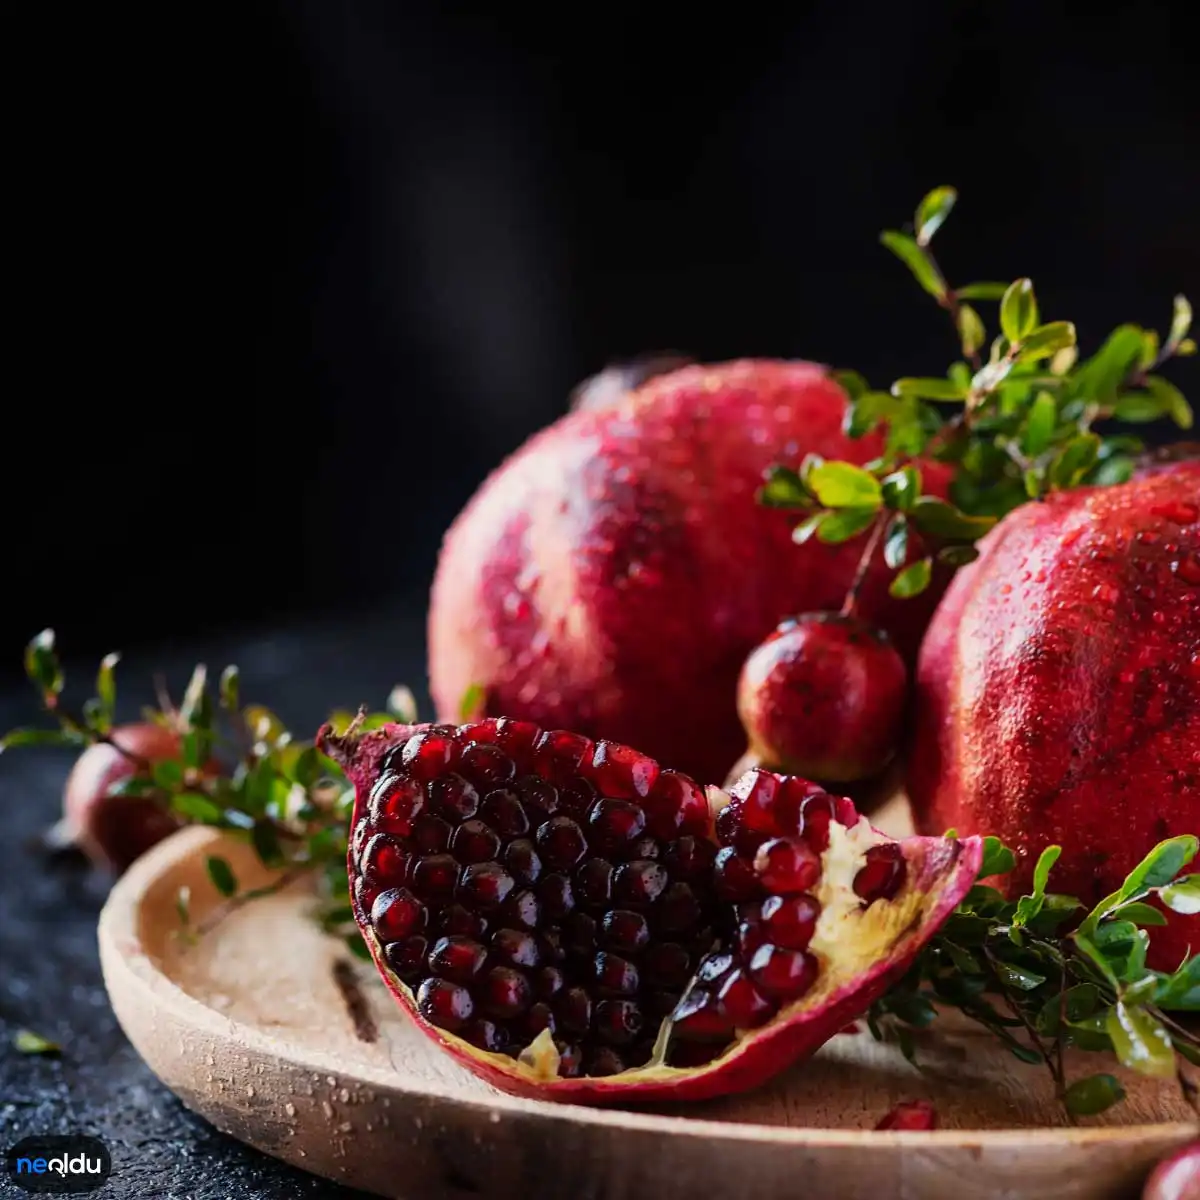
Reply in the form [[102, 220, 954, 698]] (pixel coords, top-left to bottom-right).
[[871, 833, 1200, 1118]]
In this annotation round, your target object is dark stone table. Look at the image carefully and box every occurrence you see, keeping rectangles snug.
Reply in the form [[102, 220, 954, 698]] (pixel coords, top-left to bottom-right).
[[0, 602, 431, 1199]]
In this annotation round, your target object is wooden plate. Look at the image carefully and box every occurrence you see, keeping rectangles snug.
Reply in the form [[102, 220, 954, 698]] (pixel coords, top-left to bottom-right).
[[98, 825, 1198, 1200]]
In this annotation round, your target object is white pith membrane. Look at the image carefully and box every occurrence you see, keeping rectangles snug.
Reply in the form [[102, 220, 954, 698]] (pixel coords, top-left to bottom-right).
[[365, 790, 941, 1088]]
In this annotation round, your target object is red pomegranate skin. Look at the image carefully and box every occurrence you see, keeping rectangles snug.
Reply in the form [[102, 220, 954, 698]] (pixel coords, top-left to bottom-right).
[[429, 359, 949, 785], [908, 463, 1200, 970], [1143, 1142, 1200, 1200]]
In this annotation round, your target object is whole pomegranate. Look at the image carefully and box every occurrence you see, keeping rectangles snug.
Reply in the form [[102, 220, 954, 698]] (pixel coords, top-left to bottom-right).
[[429, 359, 948, 784], [736, 613, 908, 784], [319, 717, 981, 1104], [908, 462, 1200, 969], [62, 723, 183, 872]]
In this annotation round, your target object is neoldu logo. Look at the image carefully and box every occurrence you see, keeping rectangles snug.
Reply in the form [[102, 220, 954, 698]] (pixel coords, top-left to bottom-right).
[[6, 1136, 112, 1194]]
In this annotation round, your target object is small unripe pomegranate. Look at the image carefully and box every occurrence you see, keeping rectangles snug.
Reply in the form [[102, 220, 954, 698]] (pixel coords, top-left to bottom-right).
[[62, 723, 183, 872], [736, 613, 908, 784]]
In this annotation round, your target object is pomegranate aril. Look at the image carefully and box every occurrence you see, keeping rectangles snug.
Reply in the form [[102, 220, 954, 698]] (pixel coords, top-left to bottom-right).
[[417, 977, 474, 1031], [534, 966, 564, 998], [664, 835, 716, 881], [533, 730, 594, 783], [401, 731, 458, 780], [479, 789, 529, 839], [799, 792, 846, 852], [498, 888, 541, 931], [656, 882, 702, 932], [629, 836, 660, 860], [643, 942, 691, 987], [590, 740, 660, 799], [748, 945, 818, 998], [450, 819, 501, 864], [435, 904, 488, 939], [480, 966, 532, 1018], [585, 1047, 627, 1076], [515, 775, 559, 821], [602, 909, 650, 953], [556, 987, 593, 1034], [412, 814, 452, 854], [536, 816, 588, 870], [369, 775, 425, 835], [588, 798, 647, 852], [383, 935, 428, 982], [412, 853, 459, 899], [727, 768, 783, 834], [716, 970, 774, 1028], [361, 833, 409, 885], [594, 952, 640, 996], [595, 999, 644, 1044], [875, 1100, 938, 1131], [462, 1018, 510, 1053], [760, 893, 821, 950], [854, 844, 907, 904], [370, 887, 426, 941], [538, 873, 575, 919], [565, 911, 598, 954], [504, 839, 542, 885], [736, 920, 767, 959], [460, 742, 516, 787], [492, 928, 540, 968], [612, 858, 669, 906], [773, 777, 821, 836], [646, 770, 709, 839], [714, 847, 762, 902], [556, 1043, 583, 1077], [491, 718, 540, 759], [458, 862, 516, 910], [696, 952, 734, 984], [429, 935, 487, 983], [428, 773, 480, 822], [538, 928, 564, 963], [558, 779, 597, 821], [522, 1002, 556, 1038], [671, 990, 733, 1041], [574, 857, 613, 907], [754, 838, 821, 893]]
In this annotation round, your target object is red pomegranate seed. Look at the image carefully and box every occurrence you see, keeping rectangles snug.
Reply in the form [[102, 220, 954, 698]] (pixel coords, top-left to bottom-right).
[[645, 770, 709, 839], [564, 911, 598, 953], [533, 730, 594, 783], [412, 814, 452, 854], [754, 838, 821, 893], [503, 839, 542, 885], [462, 1018, 509, 1053], [460, 742, 516, 787], [498, 889, 541, 930], [370, 887, 426, 941], [538, 874, 575, 919], [774, 777, 824, 835], [515, 776, 559, 820], [714, 847, 763, 902], [736, 920, 767, 959], [716, 970, 774, 1028], [875, 1100, 938, 1130], [590, 740, 661, 799], [612, 859, 669, 905], [588, 799, 647, 850], [369, 775, 425, 835], [534, 965, 564, 998], [595, 999, 644, 1044], [428, 773, 480, 822], [656, 882, 702, 933], [760, 893, 821, 951], [360, 833, 409, 885], [574, 857, 613, 906], [854, 844, 907, 904], [556, 1043, 583, 1077], [664, 835, 716, 881], [480, 966, 532, 1018], [629, 836, 661, 860], [402, 731, 458, 780], [798, 792, 837, 851], [522, 1002, 556, 1038], [555, 987, 593, 1034], [672, 989, 733, 1041], [416, 978, 474, 1031], [643, 943, 691, 988], [479, 789, 529, 839], [490, 718, 540, 758], [558, 779, 597, 820], [383, 935, 428, 982], [748, 945, 818, 998], [594, 952, 640, 996], [457, 862, 516, 910], [727, 768, 783, 833], [602, 909, 650, 953], [412, 853, 459, 899], [696, 952, 734, 984], [492, 928, 540, 968], [429, 935, 488, 983], [435, 904, 487, 939], [536, 816, 589, 869], [450, 819, 501, 864], [586, 1047, 626, 1076]]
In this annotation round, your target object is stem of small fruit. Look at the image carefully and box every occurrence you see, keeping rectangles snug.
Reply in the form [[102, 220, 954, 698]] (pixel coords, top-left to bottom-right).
[[840, 513, 889, 619]]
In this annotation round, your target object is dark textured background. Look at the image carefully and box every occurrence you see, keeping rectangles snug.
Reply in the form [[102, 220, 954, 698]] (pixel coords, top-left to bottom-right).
[[3, 0, 1198, 1196]]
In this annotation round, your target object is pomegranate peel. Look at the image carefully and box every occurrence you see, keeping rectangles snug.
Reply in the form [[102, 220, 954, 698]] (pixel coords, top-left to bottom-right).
[[320, 720, 982, 1105]]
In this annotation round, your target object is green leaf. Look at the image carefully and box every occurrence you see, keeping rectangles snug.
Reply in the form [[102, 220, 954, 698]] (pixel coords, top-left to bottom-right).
[[205, 855, 238, 898], [24, 629, 63, 697], [0, 727, 84, 753], [880, 230, 946, 298], [1074, 933, 1120, 988], [244, 706, 290, 749], [1037, 983, 1101, 1037], [1143, 376, 1193, 430], [1139, 330, 1160, 370], [914, 185, 957, 245], [1115, 901, 1170, 926], [816, 507, 878, 544], [1160, 877, 1200, 915], [843, 390, 899, 439], [13, 1029, 61, 1055], [980, 837, 1017, 879], [1064, 1074, 1126, 1117], [909, 496, 998, 540], [889, 558, 933, 599], [1105, 1003, 1177, 1079], [1027, 893, 1083, 935], [108, 775, 159, 798], [994, 961, 1047, 991], [807, 461, 883, 508], [172, 792, 225, 824], [152, 759, 184, 789], [937, 544, 979, 567], [832, 368, 870, 401], [1073, 324, 1145, 402], [1048, 433, 1101, 489], [881, 465, 921, 511], [956, 282, 1010, 301], [758, 465, 814, 510], [179, 664, 212, 730], [96, 652, 119, 715], [891, 377, 968, 403], [1113, 391, 1168, 422], [1031, 845, 1061, 894], [1119, 836, 1198, 902], [1017, 321, 1076, 363], [219, 665, 240, 712], [1000, 279, 1038, 343], [1066, 1014, 1114, 1052], [883, 515, 910, 570], [791, 513, 825, 545], [252, 819, 284, 868], [1167, 293, 1193, 352], [458, 683, 485, 722], [1155, 957, 1200, 1012], [957, 303, 986, 359]]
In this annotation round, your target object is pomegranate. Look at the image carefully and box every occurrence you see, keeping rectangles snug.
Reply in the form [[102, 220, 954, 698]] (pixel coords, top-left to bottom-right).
[[428, 359, 950, 785], [58, 723, 183, 872], [319, 717, 981, 1104], [875, 1100, 938, 1130], [568, 351, 695, 412], [908, 462, 1200, 970], [1143, 1143, 1200, 1200], [736, 613, 908, 784]]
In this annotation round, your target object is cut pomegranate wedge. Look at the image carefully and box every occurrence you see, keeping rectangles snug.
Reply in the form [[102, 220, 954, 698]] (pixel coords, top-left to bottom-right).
[[319, 718, 982, 1105]]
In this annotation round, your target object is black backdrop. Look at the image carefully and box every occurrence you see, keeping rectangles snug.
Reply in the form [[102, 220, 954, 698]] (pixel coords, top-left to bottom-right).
[[6, 0, 1197, 680]]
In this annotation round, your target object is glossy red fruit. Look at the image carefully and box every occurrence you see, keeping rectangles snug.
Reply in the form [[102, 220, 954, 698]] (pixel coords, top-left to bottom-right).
[[320, 719, 982, 1105], [1141, 1141, 1199, 1200], [875, 1100, 938, 1130], [737, 613, 908, 784], [428, 359, 951, 785], [60, 723, 185, 872], [908, 463, 1200, 971]]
